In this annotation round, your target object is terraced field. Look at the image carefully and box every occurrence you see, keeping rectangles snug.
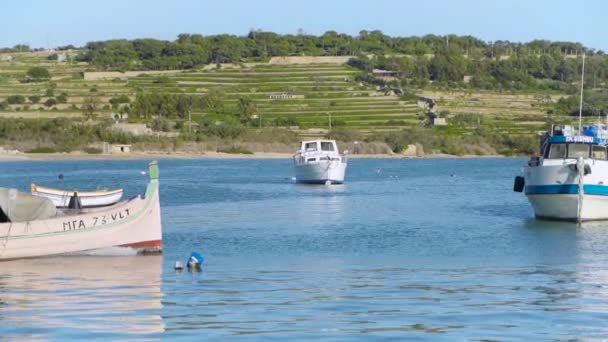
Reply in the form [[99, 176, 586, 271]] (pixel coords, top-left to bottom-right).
[[0, 50, 580, 138]]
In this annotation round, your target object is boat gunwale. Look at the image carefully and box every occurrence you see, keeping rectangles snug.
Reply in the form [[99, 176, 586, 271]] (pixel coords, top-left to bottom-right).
[[31, 183, 123, 196]]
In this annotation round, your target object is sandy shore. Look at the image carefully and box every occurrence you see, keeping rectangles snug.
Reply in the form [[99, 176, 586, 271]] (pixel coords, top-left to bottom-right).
[[0, 151, 509, 161]]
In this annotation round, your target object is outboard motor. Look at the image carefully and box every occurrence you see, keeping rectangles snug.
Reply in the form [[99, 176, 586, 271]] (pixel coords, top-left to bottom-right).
[[68, 191, 82, 209], [513, 176, 525, 192]]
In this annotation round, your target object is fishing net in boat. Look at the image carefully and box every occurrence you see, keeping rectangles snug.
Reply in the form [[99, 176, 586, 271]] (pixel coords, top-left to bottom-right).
[[0, 188, 57, 222]]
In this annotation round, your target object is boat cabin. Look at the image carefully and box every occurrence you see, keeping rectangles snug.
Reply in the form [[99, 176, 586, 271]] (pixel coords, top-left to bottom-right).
[[543, 136, 608, 160], [294, 140, 346, 164], [541, 125, 608, 161], [299, 140, 340, 155]]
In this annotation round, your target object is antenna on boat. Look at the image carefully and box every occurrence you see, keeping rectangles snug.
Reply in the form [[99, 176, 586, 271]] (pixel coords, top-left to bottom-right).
[[578, 53, 585, 135]]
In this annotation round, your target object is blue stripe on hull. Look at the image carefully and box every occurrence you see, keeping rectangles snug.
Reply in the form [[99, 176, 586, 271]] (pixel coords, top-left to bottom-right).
[[526, 184, 608, 196], [296, 179, 343, 185]]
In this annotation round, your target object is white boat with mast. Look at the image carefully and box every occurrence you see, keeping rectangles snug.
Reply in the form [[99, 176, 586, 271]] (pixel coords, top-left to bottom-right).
[[293, 139, 348, 184], [0, 161, 162, 260], [514, 54, 608, 221]]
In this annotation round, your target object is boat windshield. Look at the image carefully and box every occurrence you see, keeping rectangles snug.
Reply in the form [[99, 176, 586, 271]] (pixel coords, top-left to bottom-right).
[[547, 143, 566, 159], [305, 142, 317, 152], [546, 143, 594, 159], [593, 145, 607, 159], [321, 142, 334, 152], [568, 144, 590, 158]]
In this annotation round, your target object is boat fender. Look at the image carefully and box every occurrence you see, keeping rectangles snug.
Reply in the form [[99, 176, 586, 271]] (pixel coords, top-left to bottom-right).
[[570, 163, 592, 175], [68, 192, 82, 209], [187, 252, 204, 270], [513, 176, 525, 192], [584, 164, 592, 175]]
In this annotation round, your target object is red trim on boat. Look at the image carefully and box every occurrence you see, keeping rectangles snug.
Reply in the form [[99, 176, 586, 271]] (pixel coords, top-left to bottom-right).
[[119, 240, 163, 249]]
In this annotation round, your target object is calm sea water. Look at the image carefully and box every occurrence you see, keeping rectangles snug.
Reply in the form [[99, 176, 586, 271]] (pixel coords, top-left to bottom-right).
[[2, 158, 608, 340]]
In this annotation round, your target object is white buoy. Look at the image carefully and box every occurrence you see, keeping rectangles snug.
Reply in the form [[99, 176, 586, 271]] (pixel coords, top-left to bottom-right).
[[174, 261, 184, 270]]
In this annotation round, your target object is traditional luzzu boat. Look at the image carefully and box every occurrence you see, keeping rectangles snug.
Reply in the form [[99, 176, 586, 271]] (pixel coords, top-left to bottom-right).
[[31, 184, 123, 208], [514, 124, 608, 221], [0, 161, 162, 260], [293, 139, 348, 184]]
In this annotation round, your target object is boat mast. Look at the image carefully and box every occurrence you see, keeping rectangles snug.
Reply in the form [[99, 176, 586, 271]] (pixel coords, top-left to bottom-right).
[[578, 53, 585, 135]]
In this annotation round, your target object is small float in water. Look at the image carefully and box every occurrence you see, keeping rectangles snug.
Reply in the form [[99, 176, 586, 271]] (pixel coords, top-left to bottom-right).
[[31, 184, 123, 208], [0, 161, 162, 260], [293, 139, 348, 184]]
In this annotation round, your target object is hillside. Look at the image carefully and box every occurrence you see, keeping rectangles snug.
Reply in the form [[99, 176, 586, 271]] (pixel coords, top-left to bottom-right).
[[0, 48, 600, 156]]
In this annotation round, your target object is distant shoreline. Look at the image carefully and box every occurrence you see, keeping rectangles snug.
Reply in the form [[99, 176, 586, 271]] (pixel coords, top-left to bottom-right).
[[0, 151, 511, 161]]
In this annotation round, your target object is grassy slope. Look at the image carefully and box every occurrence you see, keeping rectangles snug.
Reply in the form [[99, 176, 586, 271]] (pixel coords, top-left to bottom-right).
[[0, 49, 587, 143]]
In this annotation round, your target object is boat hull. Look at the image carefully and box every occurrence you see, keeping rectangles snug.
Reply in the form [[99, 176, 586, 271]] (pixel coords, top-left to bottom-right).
[[0, 165, 162, 260], [524, 160, 608, 221], [527, 193, 608, 221], [294, 161, 347, 184]]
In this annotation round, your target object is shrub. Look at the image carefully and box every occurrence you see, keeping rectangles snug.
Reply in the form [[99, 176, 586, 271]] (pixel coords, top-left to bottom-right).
[[56, 93, 68, 104], [28, 95, 41, 104], [150, 117, 171, 132], [6, 95, 25, 104], [44, 98, 57, 107], [26, 146, 56, 153], [26, 67, 50, 81], [83, 147, 102, 154], [220, 146, 254, 154], [109, 95, 131, 106]]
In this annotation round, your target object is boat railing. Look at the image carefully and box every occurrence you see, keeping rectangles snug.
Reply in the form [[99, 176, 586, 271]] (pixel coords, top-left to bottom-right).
[[293, 150, 346, 165]]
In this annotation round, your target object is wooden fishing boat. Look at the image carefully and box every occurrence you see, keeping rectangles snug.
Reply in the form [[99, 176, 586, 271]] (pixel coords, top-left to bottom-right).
[[0, 161, 162, 260], [31, 183, 123, 208]]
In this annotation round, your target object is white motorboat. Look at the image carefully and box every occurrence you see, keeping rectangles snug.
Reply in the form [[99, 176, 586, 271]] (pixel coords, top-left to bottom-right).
[[0, 161, 162, 260], [293, 140, 348, 184], [513, 54, 608, 222], [515, 124, 608, 221], [31, 183, 123, 208]]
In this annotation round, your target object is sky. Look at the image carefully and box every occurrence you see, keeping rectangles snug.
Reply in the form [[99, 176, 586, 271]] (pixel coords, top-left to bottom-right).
[[1, 0, 606, 51]]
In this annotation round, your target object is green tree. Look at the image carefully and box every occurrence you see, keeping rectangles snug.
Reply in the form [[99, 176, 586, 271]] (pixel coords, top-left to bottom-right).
[[175, 95, 193, 118], [26, 67, 50, 81], [109, 95, 131, 109], [28, 95, 41, 104], [237, 97, 258, 121], [82, 95, 100, 119], [430, 47, 467, 82], [203, 89, 225, 114]]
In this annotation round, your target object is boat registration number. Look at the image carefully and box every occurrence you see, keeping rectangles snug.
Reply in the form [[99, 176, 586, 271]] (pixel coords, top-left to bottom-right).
[[62, 208, 131, 231]]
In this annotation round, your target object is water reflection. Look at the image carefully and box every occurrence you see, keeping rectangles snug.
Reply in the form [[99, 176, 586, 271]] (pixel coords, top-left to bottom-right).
[[0, 255, 164, 339], [292, 184, 347, 227]]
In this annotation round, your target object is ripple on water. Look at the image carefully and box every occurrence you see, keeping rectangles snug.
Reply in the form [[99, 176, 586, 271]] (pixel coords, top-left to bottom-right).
[[2, 159, 608, 340]]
